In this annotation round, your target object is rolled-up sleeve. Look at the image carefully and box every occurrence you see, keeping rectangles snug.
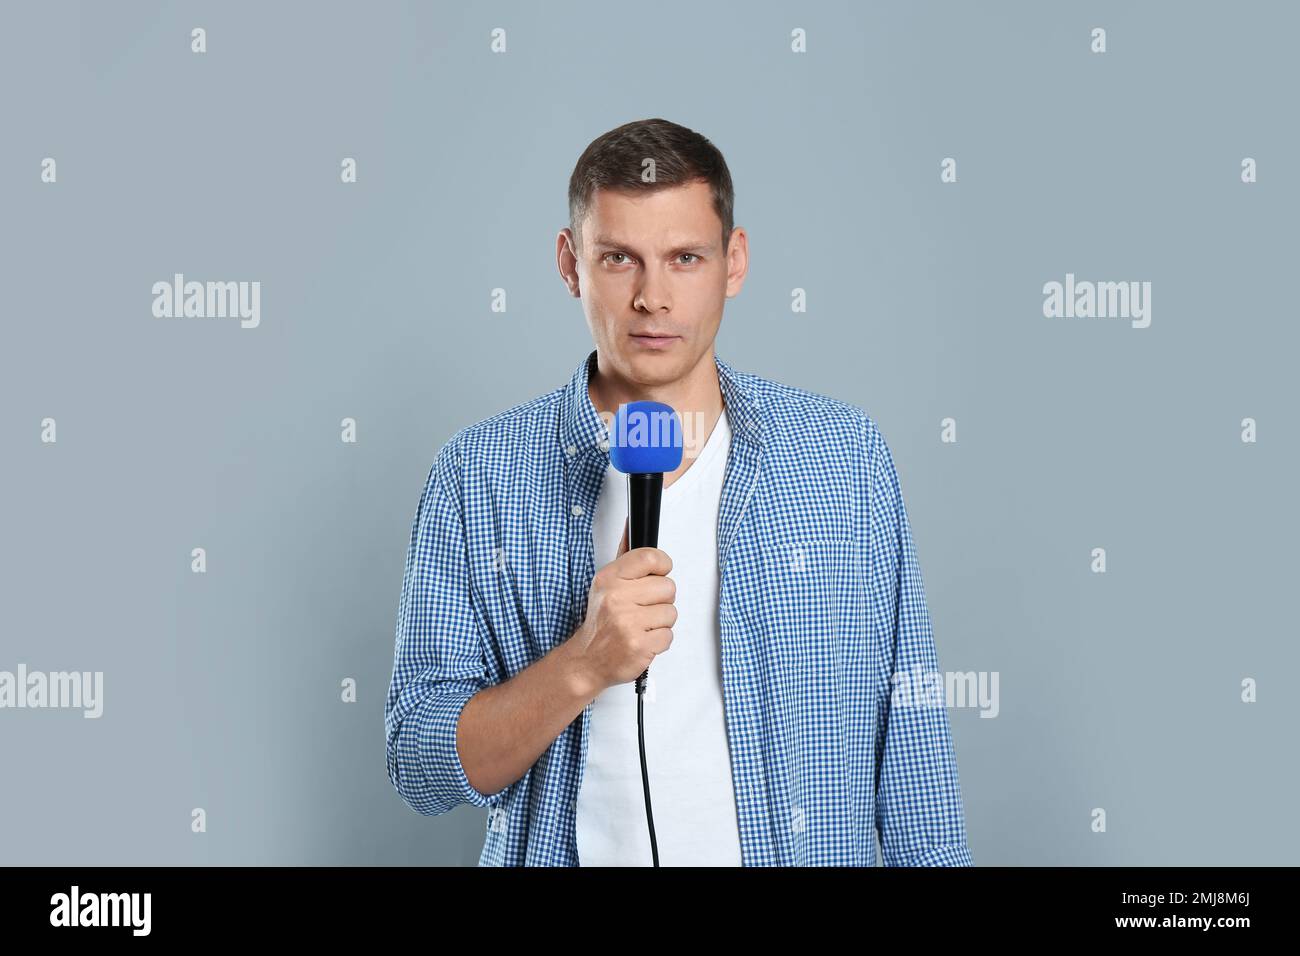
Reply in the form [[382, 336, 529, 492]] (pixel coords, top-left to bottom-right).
[[385, 436, 509, 816], [867, 423, 974, 867]]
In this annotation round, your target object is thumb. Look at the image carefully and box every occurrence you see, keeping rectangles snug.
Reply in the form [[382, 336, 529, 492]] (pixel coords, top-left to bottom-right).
[[617, 517, 629, 557]]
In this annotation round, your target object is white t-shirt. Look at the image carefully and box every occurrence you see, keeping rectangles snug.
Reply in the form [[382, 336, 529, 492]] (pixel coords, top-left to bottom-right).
[[575, 407, 743, 866]]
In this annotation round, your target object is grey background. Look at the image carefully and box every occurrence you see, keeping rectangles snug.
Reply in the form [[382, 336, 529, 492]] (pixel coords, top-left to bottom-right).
[[1, 0, 1295, 865]]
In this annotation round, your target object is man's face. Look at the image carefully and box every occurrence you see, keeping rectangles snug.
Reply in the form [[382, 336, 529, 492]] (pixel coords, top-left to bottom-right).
[[559, 179, 746, 388]]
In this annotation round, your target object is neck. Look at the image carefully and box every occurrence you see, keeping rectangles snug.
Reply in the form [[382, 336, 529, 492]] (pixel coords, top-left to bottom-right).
[[588, 347, 726, 482]]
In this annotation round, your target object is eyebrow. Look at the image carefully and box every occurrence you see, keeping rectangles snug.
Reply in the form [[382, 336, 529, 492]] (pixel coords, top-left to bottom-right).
[[590, 234, 716, 256]]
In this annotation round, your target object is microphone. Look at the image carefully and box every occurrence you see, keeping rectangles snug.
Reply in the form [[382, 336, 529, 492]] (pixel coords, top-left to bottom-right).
[[608, 399, 684, 692], [608, 398, 683, 868]]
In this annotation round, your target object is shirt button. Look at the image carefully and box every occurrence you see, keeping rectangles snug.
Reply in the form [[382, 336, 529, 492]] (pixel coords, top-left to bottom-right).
[[597, 438, 609, 452], [565, 444, 577, 457], [571, 504, 584, 517]]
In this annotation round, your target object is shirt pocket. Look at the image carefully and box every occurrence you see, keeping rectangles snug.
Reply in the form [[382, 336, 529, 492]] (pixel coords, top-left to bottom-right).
[[760, 536, 859, 673]]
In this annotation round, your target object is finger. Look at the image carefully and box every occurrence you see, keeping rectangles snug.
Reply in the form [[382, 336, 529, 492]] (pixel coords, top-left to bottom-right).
[[629, 575, 676, 606], [616, 546, 673, 579], [643, 626, 674, 654], [640, 603, 678, 628]]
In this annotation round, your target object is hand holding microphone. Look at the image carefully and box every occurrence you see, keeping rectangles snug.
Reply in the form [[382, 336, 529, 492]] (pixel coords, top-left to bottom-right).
[[571, 518, 677, 695]]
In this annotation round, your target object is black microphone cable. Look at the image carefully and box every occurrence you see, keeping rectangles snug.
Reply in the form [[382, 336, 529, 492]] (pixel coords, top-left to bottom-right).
[[635, 668, 660, 867]]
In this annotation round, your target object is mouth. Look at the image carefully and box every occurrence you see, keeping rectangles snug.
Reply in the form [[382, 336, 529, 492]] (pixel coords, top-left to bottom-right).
[[629, 332, 680, 350]]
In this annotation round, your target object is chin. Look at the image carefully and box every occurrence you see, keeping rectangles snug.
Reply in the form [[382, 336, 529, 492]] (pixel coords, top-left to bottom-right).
[[619, 349, 689, 384]]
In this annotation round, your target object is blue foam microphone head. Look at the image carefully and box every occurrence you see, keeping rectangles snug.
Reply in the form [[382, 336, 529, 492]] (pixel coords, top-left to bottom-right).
[[608, 400, 684, 475]]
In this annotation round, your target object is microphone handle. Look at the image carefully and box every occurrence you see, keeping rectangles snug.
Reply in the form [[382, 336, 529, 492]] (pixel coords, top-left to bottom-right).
[[627, 472, 664, 693]]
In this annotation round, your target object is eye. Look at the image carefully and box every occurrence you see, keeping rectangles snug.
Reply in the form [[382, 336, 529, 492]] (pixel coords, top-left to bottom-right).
[[604, 252, 631, 265], [678, 254, 700, 265]]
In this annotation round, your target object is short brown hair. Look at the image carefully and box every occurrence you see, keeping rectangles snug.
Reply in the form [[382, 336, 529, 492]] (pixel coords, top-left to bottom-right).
[[568, 118, 735, 255]]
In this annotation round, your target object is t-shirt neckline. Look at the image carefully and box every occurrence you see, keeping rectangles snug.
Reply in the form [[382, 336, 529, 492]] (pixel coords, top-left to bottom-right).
[[662, 406, 730, 500]]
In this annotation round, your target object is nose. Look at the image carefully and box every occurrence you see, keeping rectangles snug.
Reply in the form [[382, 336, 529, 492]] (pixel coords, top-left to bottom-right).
[[633, 264, 671, 313]]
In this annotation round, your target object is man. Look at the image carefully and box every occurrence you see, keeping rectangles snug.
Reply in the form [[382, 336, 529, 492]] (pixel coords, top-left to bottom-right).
[[385, 118, 973, 867]]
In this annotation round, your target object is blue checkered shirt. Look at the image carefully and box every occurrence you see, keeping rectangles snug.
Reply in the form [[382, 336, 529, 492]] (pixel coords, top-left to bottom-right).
[[385, 349, 973, 866]]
